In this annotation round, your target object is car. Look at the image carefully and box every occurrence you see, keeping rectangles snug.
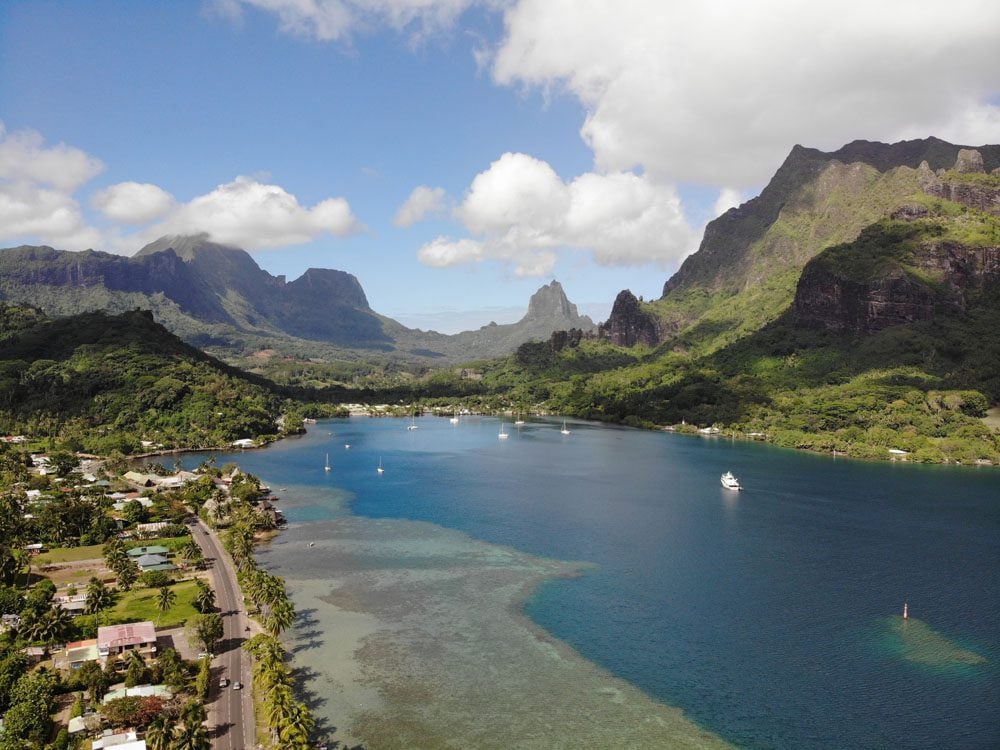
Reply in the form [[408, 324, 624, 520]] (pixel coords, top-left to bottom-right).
[[232, 681, 242, 690], [219, 677, 229, 688], [197, 652, 210, 659]]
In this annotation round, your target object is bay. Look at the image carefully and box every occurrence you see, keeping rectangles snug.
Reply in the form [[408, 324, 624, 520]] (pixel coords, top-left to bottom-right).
[[184, 416, 1000, 749]]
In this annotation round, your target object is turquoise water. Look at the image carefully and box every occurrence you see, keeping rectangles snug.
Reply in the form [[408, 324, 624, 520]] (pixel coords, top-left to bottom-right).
[[185, 417, 1000, 749]]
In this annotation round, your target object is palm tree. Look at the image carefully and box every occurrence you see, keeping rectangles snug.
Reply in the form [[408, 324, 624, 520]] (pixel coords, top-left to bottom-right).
[[278, 701, 315, 749], [179, 538, 201, 563], [193, 580, 215, 613], [156, 586, 176, 625], [144, 714, 173, 750], [170, 721, 210, 750], [84, 577, 115, 620], [40, 604, 72, 644], [264, 598, 296, 637]]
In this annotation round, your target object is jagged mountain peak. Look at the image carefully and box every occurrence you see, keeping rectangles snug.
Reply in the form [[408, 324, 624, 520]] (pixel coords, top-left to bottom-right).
[[524, 280, 579, 322]]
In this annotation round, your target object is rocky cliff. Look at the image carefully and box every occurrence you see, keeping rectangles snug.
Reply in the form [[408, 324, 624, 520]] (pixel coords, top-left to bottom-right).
[[793, 151, 1000, 334], [598, 290, 660, 347]]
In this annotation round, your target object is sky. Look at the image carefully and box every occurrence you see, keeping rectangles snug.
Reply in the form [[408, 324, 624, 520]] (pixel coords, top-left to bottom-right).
[[1, 1, 999, 333]]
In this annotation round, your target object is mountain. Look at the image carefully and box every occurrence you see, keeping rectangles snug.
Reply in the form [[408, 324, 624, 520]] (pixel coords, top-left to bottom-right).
[[0, 234, 592, 364], [598, 137, 1000, 354], [0, 305, 297, 454], [482, 140, 1000, 465]]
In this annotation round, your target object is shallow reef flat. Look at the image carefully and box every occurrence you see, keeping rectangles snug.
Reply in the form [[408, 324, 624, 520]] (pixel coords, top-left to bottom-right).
[[269, 516, 734, 750]]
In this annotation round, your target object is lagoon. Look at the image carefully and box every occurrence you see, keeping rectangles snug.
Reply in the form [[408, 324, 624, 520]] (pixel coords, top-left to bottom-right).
[[185, 416, 1000, 749]]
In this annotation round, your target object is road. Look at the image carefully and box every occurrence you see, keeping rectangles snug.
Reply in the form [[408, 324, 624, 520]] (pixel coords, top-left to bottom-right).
[[193, 520, 257, 750]]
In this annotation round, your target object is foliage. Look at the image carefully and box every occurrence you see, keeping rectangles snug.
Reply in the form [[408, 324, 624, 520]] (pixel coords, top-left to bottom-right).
[[101, 695, 166, 728], [187, 613, 224, 655], [0, 307, 291, 453]]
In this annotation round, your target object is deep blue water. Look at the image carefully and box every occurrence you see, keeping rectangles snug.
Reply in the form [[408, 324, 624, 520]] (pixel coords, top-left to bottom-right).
[[186, 417, 1000, 749]]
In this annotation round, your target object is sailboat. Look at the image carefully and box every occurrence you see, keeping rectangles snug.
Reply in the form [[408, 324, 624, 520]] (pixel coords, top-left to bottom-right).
[[514, 412, 525, 426], [449, 409, 460, 424], [377, 457, 384, 475], [498, 421, 509, 440], [407, 415, 418, 430], [560, 421, 571, 435], [324, 453, 331, 472]]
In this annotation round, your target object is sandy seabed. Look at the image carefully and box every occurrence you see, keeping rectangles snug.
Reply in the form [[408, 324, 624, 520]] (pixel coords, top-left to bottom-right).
[[264, 515, 734, 750]]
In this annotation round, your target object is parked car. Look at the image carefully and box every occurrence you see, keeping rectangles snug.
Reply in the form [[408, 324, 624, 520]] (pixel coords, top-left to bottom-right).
[[232, 681, 242, 690], [219, 677, 229, 688]]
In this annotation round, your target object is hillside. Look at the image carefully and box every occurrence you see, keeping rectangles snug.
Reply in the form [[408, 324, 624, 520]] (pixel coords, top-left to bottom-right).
[[0, 235, 594, 367], [0, 305, 300, 454], [615, 137, 1000, 354], [466, 145, 1000, 465]]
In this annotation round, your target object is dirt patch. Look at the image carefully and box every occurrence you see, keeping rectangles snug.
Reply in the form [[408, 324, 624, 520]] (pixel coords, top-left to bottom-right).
[[982, 406, 1000, 430]]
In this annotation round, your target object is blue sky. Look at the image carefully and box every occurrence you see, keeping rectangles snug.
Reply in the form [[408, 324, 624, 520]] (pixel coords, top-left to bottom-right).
[[2, 1, 998, 332]]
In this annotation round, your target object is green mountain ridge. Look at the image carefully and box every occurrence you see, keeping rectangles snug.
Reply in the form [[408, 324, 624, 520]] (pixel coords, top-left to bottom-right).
[[0, 305, 300, 455], [0, 235, 594, 367]]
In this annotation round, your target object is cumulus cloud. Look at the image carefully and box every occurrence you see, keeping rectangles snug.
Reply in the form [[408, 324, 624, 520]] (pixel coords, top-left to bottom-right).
[[492, 0, 1000, 188], [151, 176, 362, 249], [218, 0, 487, 42], [393, 185, 447, 227], [93, 182, 175, 224], [0, 124, 362, 253], [417, 152, 698, 276], [0, 122, 104, 192], [0, 123, 104, 250]]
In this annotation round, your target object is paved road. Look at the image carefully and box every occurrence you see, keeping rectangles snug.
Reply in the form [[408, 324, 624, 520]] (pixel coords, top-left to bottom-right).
[[193, 520, 256, 750]]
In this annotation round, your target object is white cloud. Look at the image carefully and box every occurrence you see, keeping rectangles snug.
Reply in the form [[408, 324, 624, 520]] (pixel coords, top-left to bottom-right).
[[221, 0, 488, 42], [0, 122, 104, 192], [491, 0, 1000, 188], [393, 185, 447, 227], [151, 176, 362, 249], [417, 152, 698, 276], [0, 124, 362, 253], [712, 188, 743, 219], [93, 182, 175, 224], [0, 124, 104, 250]]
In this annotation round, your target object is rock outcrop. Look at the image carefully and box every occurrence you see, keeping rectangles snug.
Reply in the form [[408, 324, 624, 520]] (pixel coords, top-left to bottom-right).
[[598, 290, 660, 347], [793, 238, 1000, 334], [919, 151, 1000, 216]]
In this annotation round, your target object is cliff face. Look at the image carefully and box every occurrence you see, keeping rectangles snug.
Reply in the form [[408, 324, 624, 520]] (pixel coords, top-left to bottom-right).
[[598, 290, 660, 347], [792, 153, 1000, 334], [644, 137, 1000, 353]]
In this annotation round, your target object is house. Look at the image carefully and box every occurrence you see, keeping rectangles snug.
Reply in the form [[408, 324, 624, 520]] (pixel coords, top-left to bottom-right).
[[97, 621, 157, 659], [68, 713, 101, 734], [122, 471, 158, 488], [135, 554, 174, 572], [22, 646, 46, 663], [231, 438, 256, 449], [91, 729, 146, 750], [126, 545, 170, 557], [54, 592, 89, 616], [60, 639, 100, 669], [134, 522, 170, 537], [102, 684, 172, 702]]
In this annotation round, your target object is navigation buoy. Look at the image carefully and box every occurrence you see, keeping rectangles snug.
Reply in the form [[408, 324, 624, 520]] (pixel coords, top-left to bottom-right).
[[903, 601, 908, 620]]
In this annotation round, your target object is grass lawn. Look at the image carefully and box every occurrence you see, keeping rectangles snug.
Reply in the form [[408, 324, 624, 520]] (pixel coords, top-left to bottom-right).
[[33, 543, 106, 565], [107, 578, 201, 629]]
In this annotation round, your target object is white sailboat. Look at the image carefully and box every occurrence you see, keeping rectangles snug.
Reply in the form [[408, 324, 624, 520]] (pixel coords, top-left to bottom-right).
[[514, 413, 525, 426], [407, 416, 418, 430], [377, 457, 384, 475], [449, 410, 460, 424], [324, 453, 331, 472], [560, 421, 571, 435], [498, 421, 509, 439]]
